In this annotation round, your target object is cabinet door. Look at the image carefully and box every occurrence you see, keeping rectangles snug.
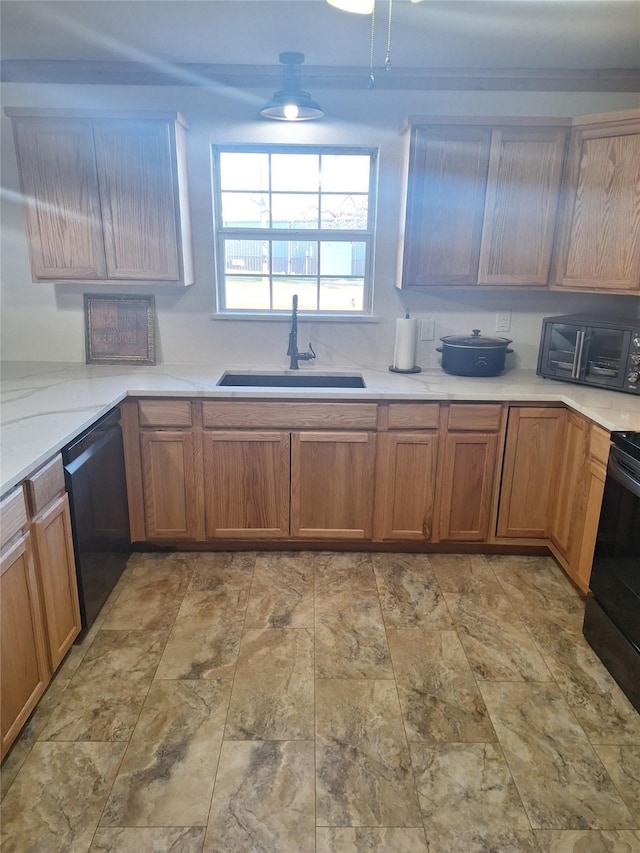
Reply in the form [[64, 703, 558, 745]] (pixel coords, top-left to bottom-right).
[[291, 432, 376, 539], [139, 431, 204, 540], [497, 407, 564, 538], [31, 494, 81, 670], [551, 411, 591, 562], [374, 432, 438, 541], [439, 433, 498, 541], [554, 118, 640, 291], [11, 117, 106, 280], [203, 431, 290, 539], [402, 126, 492, 286], [478, 127, 567, 286], [94, 121, 181, 281], [1, 533, 50, 759]]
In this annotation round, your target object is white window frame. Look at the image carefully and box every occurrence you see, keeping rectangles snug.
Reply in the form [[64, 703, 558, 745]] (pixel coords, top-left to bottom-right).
[[211, 144, 377, 318]]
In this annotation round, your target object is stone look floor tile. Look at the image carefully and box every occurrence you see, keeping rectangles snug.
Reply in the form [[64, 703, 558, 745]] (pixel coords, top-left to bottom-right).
[[102, 553, 194, 631], [101, 679, 231, 827], [429, 553, 503, 594], [372, 553, 453, 629], [225, 628, 314, 740], [593, 745, 640, 823], [188, 551, 256, 593], [89, 827, 206, 852], [0, 741, 126, 853], [315, 590, 393, 679], [387, 629, 496, 743], [488, 555, 585, 636], [535, 633, 640, 744], [315, 678, 421, 827], [444, 593, 553, 682], [410, 741, 535, 853], [534, 830, 640, 852], [480, 681, 635, 829], [40, 630, 168, 741], [316, 827, 429, 852], [203, 740, 315, 852], [313, 552, 378, 596], [155, 590, 246, 680], [245, 552, 314, 627]]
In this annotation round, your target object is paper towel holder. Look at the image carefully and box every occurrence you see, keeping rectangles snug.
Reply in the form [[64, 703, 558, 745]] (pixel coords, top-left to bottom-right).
[[389, 364, 422, 374]]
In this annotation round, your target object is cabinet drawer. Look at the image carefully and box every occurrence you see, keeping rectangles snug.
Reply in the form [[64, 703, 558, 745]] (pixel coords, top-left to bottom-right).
[[25, 455, 65, 516], [1, 486, 28, 550], [138, 400, 193, 428], [202, 402, 378, 430], [387, 403, 439, 430], [447, 404, 503, 431]]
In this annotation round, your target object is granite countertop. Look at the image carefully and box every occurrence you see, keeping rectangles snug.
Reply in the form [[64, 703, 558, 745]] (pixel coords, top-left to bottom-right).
[[2, 360, 640, 497]]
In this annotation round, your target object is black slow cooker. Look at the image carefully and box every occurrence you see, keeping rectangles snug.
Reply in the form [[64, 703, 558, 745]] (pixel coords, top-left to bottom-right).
[[437, 329, 513, 377]]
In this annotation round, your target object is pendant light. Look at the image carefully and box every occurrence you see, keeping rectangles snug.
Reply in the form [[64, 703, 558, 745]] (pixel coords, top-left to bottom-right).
[[260, 52, 324, 121], [327, 0, 374, 12]]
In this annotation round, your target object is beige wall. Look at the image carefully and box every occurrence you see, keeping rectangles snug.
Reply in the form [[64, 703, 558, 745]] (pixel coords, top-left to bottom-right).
[[2, 81, 639, 369]]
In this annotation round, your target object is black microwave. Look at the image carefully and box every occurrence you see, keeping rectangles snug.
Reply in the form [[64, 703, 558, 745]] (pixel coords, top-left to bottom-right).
[[537, 314, 640, 395]]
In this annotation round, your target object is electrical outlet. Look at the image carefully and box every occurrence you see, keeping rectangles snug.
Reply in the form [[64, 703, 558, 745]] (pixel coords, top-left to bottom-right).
[[496, 310, 511, 333], [420, 317, 435, 340]]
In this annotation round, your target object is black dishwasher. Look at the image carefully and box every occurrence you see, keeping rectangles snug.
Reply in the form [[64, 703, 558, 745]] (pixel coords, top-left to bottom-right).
[[62, 407, 131, 631]]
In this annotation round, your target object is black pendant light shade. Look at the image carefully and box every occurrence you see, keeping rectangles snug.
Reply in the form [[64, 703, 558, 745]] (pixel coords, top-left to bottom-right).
[[260, 52, 324, 121]]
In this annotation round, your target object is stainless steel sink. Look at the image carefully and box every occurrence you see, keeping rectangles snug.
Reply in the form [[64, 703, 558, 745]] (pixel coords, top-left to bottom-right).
[[217, 372, 366, 388]]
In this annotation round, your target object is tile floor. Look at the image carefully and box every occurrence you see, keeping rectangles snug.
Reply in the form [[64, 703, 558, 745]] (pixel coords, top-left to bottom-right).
[[1, 551, 640, 853]]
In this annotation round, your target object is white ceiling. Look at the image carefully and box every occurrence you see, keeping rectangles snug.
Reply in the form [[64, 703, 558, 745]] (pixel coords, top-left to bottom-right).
[[1, 0, 639, 71]]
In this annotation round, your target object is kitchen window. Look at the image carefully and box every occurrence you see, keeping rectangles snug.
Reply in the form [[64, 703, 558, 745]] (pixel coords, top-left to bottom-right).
[[212, 145, 376, 316]]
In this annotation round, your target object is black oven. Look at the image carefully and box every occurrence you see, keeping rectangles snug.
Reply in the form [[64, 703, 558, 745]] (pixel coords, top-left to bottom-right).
[[537, 314, 640, 395], [583, 431, 640, 712]]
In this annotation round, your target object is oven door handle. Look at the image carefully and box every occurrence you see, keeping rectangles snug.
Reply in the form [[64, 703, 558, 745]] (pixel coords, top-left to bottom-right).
[[608, 446, 640, 498]]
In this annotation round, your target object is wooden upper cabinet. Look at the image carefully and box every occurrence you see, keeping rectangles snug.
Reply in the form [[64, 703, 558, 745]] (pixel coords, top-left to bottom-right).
[[552, 110, 640, 293], [9, 117, 106, 280], [6, 108, 193, 286], [477, 127, 567, 286], [93, 121, 181, 281], [399, 118, 568, 289], [401, 125, 492, 287]]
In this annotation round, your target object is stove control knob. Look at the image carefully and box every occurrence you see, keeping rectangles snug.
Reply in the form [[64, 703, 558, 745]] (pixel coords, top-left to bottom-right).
[[628, 371, 640, 384], [633, 333, 640, 348], [631, 354, 640, 365]]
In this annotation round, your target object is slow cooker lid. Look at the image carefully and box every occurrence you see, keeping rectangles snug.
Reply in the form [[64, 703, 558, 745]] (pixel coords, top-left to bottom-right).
[[440, 328, 512, 348]]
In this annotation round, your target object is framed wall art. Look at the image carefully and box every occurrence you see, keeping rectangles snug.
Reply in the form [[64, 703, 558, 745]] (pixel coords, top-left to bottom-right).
[[84, 294, 156, 365]]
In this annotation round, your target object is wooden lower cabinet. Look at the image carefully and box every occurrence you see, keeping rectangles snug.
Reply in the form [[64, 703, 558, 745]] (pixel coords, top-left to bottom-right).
[[30, 493, 81, 670], [550, 411, 591, 562], [139, 430, 204, 540], [374, 432, 438, 540], [438, 432, 499, 541], [291, 431, 376, 539], [1, 492, 51, 760], [203, 431, 290, 538], [497, 407, 565, 538]]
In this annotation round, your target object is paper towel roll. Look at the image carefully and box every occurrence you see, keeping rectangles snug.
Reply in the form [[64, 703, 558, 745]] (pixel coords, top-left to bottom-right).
[[393, 317, 418, 370]]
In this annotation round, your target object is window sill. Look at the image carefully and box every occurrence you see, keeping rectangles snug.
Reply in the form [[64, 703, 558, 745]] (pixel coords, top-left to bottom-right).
[[210, 313, 381, 324]]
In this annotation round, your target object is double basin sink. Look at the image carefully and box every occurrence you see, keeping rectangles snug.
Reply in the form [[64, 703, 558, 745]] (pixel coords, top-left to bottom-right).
[[217, 372, 366, 389]]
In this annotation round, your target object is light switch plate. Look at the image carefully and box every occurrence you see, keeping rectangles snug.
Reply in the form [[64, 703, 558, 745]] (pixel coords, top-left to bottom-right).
[[420, 317, 435, 340]]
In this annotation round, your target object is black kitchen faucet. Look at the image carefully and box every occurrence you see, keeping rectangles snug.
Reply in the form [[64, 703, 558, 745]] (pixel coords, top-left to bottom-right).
[[287, 294, 316, 369]]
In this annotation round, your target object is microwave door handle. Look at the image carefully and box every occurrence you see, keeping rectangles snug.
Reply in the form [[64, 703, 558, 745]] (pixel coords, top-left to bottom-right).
[[572, 330, 585, 378]]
